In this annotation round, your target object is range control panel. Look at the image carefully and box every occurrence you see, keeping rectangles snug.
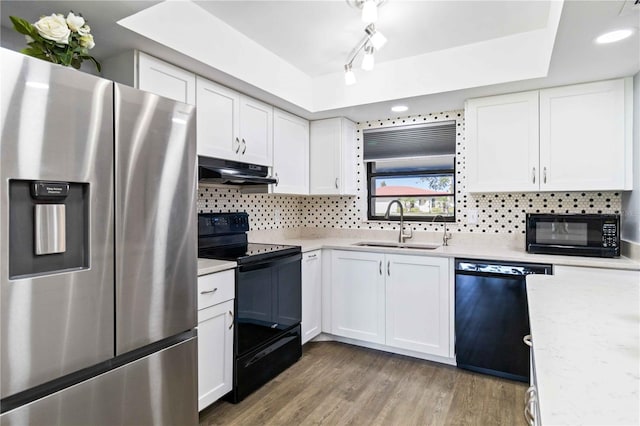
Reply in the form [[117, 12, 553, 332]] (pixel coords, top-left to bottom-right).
[[198, 212, 249, 236]]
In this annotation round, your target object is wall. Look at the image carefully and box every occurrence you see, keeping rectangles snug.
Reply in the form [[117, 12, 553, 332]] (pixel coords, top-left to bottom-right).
[[199, 109, 622, 234], [621, 71, 640, 243]]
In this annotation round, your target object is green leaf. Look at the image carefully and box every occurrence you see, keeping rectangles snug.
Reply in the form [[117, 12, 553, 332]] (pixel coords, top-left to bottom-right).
[[82, 55, 102, 73], [10, 16, 33, 36], [20, 47, 52, 62]]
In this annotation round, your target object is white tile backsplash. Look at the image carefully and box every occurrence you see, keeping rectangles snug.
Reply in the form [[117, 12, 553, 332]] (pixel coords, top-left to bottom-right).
[[198, 109, 621, 233]]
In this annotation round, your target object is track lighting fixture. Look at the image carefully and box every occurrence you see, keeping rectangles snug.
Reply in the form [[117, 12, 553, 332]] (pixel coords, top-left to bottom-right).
[[343, 23, 388, 85]]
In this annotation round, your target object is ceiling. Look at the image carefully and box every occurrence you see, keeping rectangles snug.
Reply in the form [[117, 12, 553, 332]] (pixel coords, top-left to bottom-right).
[[1, 0, 639, 122], [194, 0, 551, 77]]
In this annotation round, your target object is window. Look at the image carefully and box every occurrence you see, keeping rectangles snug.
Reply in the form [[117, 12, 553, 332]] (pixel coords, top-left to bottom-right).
[[364, 121, 456, 222]]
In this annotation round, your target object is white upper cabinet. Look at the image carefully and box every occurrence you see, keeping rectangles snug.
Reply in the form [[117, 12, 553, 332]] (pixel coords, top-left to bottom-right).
[[196, 77, 273, 166], [466, 91, 540, 193], [272, 109, 309, 195], [137, 52, 196, 105], [238, 96, 273, 166], [196, 77, 240, 160], [539, 79, 631, 191], [465, 78, 632, 193], [310, 118, 357, 195]]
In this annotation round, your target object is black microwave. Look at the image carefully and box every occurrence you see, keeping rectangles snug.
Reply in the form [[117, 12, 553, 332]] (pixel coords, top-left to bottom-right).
[[526, 214, 620, 258]]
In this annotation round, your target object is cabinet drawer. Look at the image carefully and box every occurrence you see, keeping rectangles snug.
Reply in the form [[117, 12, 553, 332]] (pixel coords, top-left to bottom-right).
[[198, 269, 235, 310]]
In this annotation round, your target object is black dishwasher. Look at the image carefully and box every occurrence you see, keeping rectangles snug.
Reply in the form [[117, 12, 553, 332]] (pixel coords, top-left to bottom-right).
[[455, 259, 552, 382]]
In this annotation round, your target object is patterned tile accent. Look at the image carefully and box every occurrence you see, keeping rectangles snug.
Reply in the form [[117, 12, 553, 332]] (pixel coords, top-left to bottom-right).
[[197, 186, 304, 230], [197, 109, 621, 233]]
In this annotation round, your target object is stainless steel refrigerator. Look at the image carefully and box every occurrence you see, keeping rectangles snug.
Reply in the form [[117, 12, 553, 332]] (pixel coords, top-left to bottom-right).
[[0, 48, 198, 425]]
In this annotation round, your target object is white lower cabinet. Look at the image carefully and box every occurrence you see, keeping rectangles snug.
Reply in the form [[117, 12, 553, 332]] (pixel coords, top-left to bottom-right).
[[197, 270, 235, 411], [385, 254, 450, 357], [302, 250, 322, 344], [330, 250, 386, 344], [329, 250, 451, 357]]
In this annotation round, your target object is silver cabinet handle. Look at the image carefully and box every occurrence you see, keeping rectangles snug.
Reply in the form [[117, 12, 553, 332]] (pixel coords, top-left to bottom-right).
[[543, 166, 547, 184], [523, 334, 532, 347], [335, 177, 339, 189], [200, 288, 218, 295], [387, 260, 390, 276], [275, 172, 279, 186], [234, 137, 240, 153], [228, 310, 234, 329], [241, 138, 247, 155], [532, 167, 536, 184], [307, 253, 317, 259], [379, 260, 382, 275]]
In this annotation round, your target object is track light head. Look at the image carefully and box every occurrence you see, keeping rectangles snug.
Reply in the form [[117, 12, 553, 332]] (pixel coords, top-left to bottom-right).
[[361, 0, 378, 23], [344, 64, 356, 85], [361, 45, 374, 71], [365, 24, 387, 50]]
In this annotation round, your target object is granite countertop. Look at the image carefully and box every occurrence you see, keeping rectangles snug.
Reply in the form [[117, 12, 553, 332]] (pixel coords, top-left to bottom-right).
[[197, 258, 236, 276], [526, 273, 640, 425], [246, 236, 640, 271]]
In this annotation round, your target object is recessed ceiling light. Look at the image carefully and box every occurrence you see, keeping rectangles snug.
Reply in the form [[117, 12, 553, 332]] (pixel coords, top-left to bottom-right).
[[595, 29, 635, 44], [391, 105, 408, 112]]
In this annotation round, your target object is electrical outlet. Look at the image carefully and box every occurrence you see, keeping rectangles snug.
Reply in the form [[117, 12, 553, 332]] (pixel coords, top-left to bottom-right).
[[468, 209, 478, 224]]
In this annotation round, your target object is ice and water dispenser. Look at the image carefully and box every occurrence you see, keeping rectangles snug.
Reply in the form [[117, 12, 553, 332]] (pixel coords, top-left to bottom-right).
[[9, 180, 89, 278]]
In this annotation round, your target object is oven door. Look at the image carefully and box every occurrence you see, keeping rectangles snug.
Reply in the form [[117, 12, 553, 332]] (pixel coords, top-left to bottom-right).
[[235, 253, 302, 356]]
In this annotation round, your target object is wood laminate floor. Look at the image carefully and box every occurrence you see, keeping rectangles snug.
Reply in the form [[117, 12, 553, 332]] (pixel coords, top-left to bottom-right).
[[200, 341, 528, 426]]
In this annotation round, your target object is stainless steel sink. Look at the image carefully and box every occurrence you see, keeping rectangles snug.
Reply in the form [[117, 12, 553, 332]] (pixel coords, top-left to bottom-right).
[[353, 241, 440, 250]]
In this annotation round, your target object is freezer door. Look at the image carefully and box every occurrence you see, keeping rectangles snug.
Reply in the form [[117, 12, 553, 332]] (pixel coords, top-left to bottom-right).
[[114, 83, 197, 354], [0, 337, 198, 426], [0, 49, 114, 398]]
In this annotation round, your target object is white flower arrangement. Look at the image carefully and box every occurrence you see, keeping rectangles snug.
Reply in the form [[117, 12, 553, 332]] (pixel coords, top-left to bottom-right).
[[10, 12, 100, 71]]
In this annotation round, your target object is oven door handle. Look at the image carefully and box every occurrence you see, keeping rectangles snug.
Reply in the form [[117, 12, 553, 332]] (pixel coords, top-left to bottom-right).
[[238, 252, 302, 273], [243, 333, 298, 368]]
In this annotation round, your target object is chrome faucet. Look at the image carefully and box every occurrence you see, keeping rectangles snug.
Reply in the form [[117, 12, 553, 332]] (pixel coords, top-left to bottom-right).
[[432, 214, 452, 246], [384, 200, 412, 243]]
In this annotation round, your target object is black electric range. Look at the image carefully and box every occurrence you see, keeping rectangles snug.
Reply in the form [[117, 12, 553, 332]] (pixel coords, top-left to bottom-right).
[[197, 212, 302, 403]]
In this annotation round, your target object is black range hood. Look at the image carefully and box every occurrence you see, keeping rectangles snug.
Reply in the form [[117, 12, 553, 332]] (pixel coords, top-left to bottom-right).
[[198, 156, 277, 185]]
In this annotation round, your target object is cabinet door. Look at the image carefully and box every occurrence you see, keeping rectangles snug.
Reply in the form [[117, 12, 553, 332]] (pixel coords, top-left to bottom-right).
[[273, 109, 309, 194], [330, 250, 385, 344], [540, 79, 628, 191], [302, 250, 322, 344], [197, 300, 234, 411], [385, 254, 450, 357], [239, 96, 273, 166], [340, 118, 358, 196], [137, 52, 195, 105], [196, 77, 240, 160], [466, 91, 539, 192], [309, 118, 341, 195]]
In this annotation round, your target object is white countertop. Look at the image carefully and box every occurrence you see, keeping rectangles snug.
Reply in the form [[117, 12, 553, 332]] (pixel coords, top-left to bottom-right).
[[527, 273, 640, 425], [246, 236, 640, 271], [197, 258, 237, 276]]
